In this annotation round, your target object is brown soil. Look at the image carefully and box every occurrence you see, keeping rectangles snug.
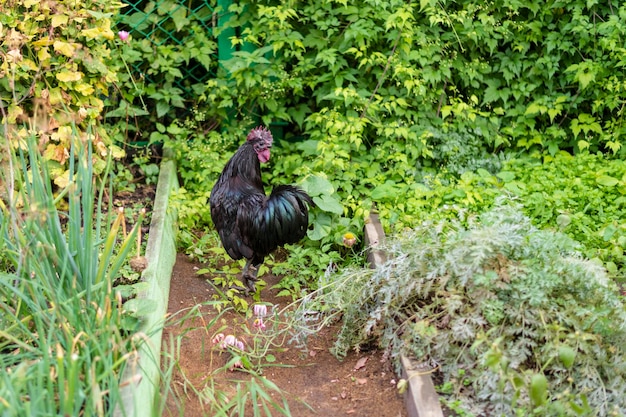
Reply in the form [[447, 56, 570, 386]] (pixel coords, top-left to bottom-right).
[[162, 254, 408, 417]]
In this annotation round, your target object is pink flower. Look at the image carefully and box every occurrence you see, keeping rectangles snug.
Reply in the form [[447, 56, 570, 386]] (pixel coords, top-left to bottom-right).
[[253, 303, 268, 317], [212, 333, 225, 345], [219, 335, 245, 351], [118, 30, 130, 42], [230, 359, 244, 371], [220, 334, 237, 349], [253, 317, 266, 331]]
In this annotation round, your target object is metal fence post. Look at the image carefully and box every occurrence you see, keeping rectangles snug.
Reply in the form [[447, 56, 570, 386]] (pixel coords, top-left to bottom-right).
[[217, 0, 234, 63]]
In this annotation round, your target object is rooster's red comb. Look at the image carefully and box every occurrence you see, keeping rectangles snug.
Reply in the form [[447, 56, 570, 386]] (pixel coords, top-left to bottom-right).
[[247, 126, 273, 143]]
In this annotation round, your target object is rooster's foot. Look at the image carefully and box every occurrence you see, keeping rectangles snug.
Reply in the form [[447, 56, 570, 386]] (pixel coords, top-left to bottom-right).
[[242, 270, 259, 296]]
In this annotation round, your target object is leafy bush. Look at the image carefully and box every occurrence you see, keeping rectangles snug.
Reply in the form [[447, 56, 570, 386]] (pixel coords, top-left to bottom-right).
[[212, 0, 626, 157], [298, 202, 626, 416], [163, 0, 623, 262], [106, 0, 219, 142], [0, 0, 126, 185]]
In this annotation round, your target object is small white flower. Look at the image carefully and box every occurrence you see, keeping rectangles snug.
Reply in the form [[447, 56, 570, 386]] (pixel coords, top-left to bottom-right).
[[253, 303, 268, 317], [220, 334, 237, 349]]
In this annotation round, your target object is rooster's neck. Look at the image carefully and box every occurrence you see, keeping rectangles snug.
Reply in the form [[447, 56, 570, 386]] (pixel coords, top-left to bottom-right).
[[223, 142, 264, 189]]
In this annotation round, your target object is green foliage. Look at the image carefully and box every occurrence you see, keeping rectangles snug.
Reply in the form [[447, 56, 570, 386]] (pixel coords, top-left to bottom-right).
[[297, 202, 626, 416], [0, 0, 126, 185], [120, 0, 626, 299], [105, 0, 219, 142], [365, 151, 626, 282], [211, 0, 626, 156], [269, 245, 343, 298], [190, 0, 626, 248], [0, 132, 145, 415], [500, 152, 626, 280]]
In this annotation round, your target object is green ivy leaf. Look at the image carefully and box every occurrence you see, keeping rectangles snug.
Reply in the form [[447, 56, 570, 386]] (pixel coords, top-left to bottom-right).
[[596, 175, 619, 187], [300, 175, 335, 197], [312, 194, 344, 214]]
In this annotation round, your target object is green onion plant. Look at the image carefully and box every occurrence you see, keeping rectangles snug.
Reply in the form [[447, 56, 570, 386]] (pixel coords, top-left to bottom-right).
[[0, 127, 144, 416]]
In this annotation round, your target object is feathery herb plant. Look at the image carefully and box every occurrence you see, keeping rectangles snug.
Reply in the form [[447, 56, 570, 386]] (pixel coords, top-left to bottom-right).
[[296, 201, 626, 416]]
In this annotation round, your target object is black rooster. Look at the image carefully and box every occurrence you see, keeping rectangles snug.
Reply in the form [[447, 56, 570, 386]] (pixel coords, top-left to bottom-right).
[[209, 127, 313, 294]]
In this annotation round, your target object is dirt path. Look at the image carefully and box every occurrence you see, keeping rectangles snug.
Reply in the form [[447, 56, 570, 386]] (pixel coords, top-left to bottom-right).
[[162, 254, 407, 417]]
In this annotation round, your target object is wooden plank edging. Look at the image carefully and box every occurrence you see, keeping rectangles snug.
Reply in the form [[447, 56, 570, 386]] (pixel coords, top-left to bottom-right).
[[116, 150, 179, 417], [364, 213, 444, 417]]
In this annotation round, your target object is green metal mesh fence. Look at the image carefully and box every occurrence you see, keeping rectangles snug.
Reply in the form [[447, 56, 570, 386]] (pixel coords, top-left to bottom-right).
[[118, 0, 220, 97]]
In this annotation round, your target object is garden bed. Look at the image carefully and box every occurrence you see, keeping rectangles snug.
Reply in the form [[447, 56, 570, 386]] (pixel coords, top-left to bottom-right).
[[161, 254, 407, 417]]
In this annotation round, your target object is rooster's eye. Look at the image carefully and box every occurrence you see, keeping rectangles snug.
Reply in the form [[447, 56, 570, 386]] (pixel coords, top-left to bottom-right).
[[254, 142, 271, 152]]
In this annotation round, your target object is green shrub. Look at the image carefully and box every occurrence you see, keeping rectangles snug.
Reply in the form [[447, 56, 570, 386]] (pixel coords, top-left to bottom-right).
[[177, 0, 626, 259], [212, 0, 626, 156], [106, 0, 219, 141], [297, 202, 626, 416], [0, 0, 125, 185]]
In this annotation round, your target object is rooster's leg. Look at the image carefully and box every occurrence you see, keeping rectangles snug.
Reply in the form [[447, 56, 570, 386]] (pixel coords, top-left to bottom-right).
[[241, 260, 261, 295]]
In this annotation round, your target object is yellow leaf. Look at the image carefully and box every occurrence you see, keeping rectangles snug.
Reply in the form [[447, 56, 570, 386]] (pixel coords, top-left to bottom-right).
[[51, 126, 73, 143], [53, 170, 71, 189], [32, 39, 54, 47], [15, 128, 30, 141], [100, 19, 115, 40], [74, 82, 94, 95], [48, 88, 64, 105], [89, 96, 104, 112], [37, 47, 52, 63], [81, 19, 114, 40], [104, 71, 119, 83], [51, 14, 69, 28], [95, 80, 109, 95], [102, 27, 115, 40], [56, 70, 83, 82], [53, 41, 76, 57], [7, 104, 24, 124], [21, 58, 39, 71], [81, 27, 104, 39], [110, 144, 126, 159]]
